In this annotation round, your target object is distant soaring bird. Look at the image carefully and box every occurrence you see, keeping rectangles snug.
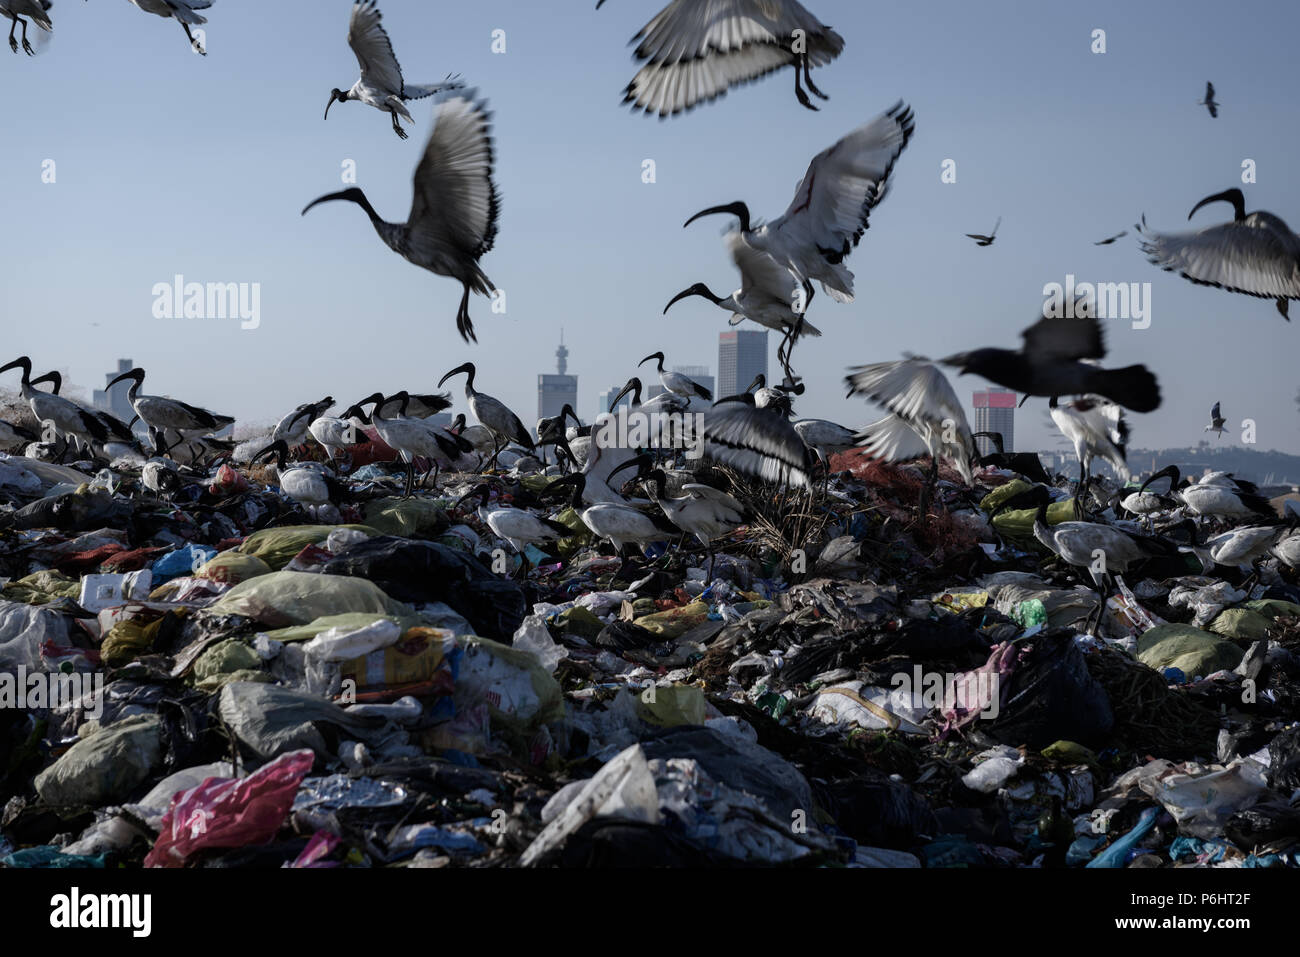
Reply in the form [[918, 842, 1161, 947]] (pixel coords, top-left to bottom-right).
[[1205, 401, 1227, 438], [685, 102, 914, 308], [1, 0, 51, 55], [1094, 230, 1127, 246], [598, 0, 845, 116], [1198, 81, 1219, 118], [303, 89, 500, 343], [126, 0, 212, 55], [325, 0, 465, 139], [965, 216, 1000, 247], [940, 313, 1162, 413], [1138, 188, 1300, 320]]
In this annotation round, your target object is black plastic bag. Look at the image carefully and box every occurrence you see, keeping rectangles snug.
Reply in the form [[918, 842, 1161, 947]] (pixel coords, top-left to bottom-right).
[[988, 629, 1114, 749]]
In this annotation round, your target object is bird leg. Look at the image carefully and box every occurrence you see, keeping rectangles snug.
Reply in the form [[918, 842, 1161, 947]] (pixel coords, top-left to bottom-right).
[[486, 436, 502, 472], [181, 21, 206, 56], [7, 15, 19, 54], [802, 54, 829, 101], [791, 59, 817, 111], [455, 282, 478, 343], [389, 108, 408, 140], [917, 456, 939, 523], [19, 15, 33, 55], [403, 460, 415, 498]]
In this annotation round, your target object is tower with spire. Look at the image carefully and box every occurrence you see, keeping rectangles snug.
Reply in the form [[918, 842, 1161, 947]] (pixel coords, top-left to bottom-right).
[[538, 329, 578, 423]]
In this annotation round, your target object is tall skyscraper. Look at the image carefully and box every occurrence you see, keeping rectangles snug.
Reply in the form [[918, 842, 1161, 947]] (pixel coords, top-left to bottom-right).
[[93, 358, 136, 423], [717, 330, 767, 399], [538, 332, 578, 421], [972, 390, 1016, 454]]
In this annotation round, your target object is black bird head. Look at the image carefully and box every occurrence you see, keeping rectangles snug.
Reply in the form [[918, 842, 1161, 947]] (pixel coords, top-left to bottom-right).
[[105, 367, 146, 391], [29, 371, 61, 394], [612, 377, 642, 410], [0, 356, 33, 382], [1139, 464, 1182, 495], [607, 452, 657, 489], [684, 201, 752, 234], [324, 88, 348, 121], [664, 283, 725, 313], [638, 352, 666, 372], [438, 362, 476, 389], [252, 439, 290, 470], [1189, 188, 1246, 223]]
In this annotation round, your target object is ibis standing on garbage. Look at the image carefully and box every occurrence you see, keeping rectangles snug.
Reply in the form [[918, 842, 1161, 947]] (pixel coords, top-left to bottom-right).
[[324, 0, 465, 139], [458, 484, 572, 577], [303, 88, 501, 343], [437, 363, 534, 468], [0, 357, 108, 453], [105, 367, 234, 458]]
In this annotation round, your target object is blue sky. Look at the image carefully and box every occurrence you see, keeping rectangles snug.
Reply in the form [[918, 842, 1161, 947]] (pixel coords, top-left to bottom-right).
[[3, 0, 1299, 454]]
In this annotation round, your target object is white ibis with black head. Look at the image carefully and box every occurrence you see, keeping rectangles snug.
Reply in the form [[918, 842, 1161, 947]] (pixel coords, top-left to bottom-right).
[[597, 0, 844, 116], [325, 0, 465, 140], [438, 363, 534, 463], [357, 391, 471, 496], [0, 357, 108, 452], [684, 102, 914, 308], [543, 472, 678, 571], [1139, 188, 1300, 320], [1139, 464, 1276, 522], [1048, 395, 1130, 514], [457, 483, 571, 577], [271, 396, 335, 450], [1, 0, 50, 55], [126, 0, 211, 55], [303, 88, 500, 343], [105, 367, 233, 457], [1032, 497, 1174, 606], [252, 439, 344, 518], [1205, 402, 1227, 438], [941, 313, 1162, 413], [28, 369, 143, 462], [845, 357, 976, 515], [665, 231, 820, 379], [638, 352, 712, 400]]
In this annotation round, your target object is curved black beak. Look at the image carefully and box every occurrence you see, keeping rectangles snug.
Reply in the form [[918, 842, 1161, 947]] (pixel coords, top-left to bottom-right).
[[683, 201, 751, 233], [638, 352, 663, 369], [1189, 188, 1245, 223], [612, 378, 640, 410], [608, 453, 654, 483], [106, 368, 143, 391], [324, 90, 342, 121], [302, 190, 354, 217], [0, 356, 32, 378], [438, 362, 473, 388], [1138, 464, 1181, 495], [252, 439, 289, 467]]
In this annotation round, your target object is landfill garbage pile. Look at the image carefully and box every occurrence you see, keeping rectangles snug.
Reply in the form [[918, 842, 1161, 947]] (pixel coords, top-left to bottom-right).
[[3, 434, 1300, 871]]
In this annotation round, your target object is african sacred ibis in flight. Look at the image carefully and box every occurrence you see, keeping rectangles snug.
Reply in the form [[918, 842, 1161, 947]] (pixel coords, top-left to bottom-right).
[[126, 0, 211, 55], [303, 88, 501, 343], [325, 0, 465, 140], [845, 357, 976, 516], [252, 440, 346, 519], [105, 367, 234, 458], [598, 0, 844, 116], [1, 0, 50, 55], [1048, 395, 1130, 514], [638, 352, 713, 400], [1199, 81, 1219, 118], [0, 357, 109, 454], [700, 393, 815, 489], [438, 362, 534, 467], [610, 457, 747, 583], [942, 314, 1162, 413], [1205, 402, 1227, 438], [457, 483, 572, 577], [665, 230, 819, 379], [965, 216, 1000, 247], [685, 102, 914, 308], [1138, 188, 1300, 319]]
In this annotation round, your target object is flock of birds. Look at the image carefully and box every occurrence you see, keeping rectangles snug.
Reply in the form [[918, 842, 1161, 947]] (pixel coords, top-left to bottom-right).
[[6, 1, 1300, 593]]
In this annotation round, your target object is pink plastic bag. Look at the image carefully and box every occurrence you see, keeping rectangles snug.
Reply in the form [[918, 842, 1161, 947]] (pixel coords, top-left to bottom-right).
[[145, 749, 315, 868]]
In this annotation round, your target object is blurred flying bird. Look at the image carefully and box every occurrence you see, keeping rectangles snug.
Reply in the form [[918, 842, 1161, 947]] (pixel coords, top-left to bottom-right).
[[126, 0, 212, 55], [966, 216, 1000, 247], [1, 0, 51, 55], [303, 89, 500, 343], [599, 0, 844, 116], [1094, 230, 1127, 246], [1138, 189, 1300, 320], [1198, 81, 1218, 118], [941, 313, 1162, 413], [1205, 401, 1227, 438]]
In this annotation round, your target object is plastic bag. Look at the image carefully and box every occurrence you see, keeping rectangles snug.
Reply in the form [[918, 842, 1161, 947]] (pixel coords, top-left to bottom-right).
[[145, 749, 315, 868]]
